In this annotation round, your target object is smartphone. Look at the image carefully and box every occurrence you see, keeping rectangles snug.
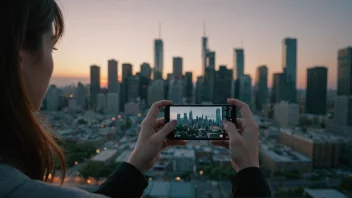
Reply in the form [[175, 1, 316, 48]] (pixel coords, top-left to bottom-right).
[[165, 105, 236, 140]]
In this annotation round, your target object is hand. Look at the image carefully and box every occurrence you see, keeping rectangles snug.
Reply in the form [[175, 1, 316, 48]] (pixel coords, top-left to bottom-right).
[[212, 98, 259, 172], [128, 100, 187, 173]]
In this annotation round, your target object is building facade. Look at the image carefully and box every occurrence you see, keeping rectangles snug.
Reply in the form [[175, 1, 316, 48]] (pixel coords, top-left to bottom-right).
[[255, 65, 268, 112], [108, 59, 118, 93], [154, 39, 164, 79], [90, 65, 100, 109], [273, 101, 299, 127], [305, 66, 328, 115]]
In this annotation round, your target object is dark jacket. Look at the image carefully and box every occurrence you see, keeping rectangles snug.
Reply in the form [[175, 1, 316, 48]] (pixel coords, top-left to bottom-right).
[[95, 163, 271, 197], [0, 162, 271, 198]]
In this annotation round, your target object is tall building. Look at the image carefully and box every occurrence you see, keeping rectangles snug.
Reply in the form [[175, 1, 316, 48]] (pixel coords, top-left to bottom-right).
[[140, 62, 152, 79], [97, 93, 106, 112], [305, 66, 328, 115], [107, 93, 119, 114], [76, 82, 86, 110], [173, 57, 183, 78], [239, 75, 252, 105], [46, 85, 60, 111], [195, 76, 203, 104], [168, 76, 184, 104], [282, 38, 297, 102], [207, 51, 215, 70], [216, 108, 221, 125], [184, 72, 193, 104], [202, 36, 208, 74], [273, 101, 299, 128], [255, 65, 268, 111], [213, 65, 232, 104], [337, 47, 352, 96], [120, 63, 133, 111], [271, 73, 285, 104], [189, 110, 193, 121], [108, 59, 118, 93], [127, 76, 139, 102], [154, 39, 164, 79], [233, 49, 244, 80], [148, 80, 164, 106], [90, 65, 100, 109]]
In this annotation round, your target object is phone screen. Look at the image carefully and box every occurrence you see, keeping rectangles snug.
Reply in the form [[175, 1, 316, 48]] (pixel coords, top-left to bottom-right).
[[165, 105, 236, 140]]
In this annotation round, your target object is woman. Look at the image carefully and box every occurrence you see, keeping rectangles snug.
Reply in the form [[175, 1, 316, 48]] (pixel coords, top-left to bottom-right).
[[0, 0, 271, 197]]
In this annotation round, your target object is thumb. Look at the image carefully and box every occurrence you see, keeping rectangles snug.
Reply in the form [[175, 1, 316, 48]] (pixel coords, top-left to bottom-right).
[[222, 120, 241, 140], [154, 120, 177, 141]]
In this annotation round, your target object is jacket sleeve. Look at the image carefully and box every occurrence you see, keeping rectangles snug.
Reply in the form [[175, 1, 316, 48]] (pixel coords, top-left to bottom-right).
[[231, 167, 271, 197], [93, 162, 148, 198]]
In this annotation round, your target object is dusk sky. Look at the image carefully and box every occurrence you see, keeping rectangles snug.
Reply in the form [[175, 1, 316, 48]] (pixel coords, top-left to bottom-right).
[[51, 0, 352, 89]]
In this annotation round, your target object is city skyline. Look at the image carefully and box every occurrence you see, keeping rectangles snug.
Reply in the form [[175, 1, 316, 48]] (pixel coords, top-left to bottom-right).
[[170, 106, 222, 121], [51, 0, 352, 89]]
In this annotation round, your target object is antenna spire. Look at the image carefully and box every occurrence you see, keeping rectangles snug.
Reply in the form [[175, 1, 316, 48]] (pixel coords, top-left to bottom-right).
[[158, 22, 161, 38], [203, 21, 206, 36]]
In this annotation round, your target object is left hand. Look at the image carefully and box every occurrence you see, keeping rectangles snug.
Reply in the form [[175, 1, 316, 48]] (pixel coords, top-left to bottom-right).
[[128, 100, 187, 173]]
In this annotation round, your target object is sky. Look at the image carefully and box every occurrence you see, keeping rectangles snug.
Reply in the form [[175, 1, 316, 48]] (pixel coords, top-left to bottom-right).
[[51, 0, 352, 89], [170, 106, 221, 121]]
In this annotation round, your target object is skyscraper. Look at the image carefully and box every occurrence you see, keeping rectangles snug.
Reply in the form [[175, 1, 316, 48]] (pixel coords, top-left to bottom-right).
[[168, 76, 184, 104], [282, 38, 297, 102], [195, 76, 203, 104], [184, 113, 188, 122], [271, 73, 285, 104], [46, 85, 60, 111], [216, 108, 221, 125], [305, 66, 328, 115], [173, 57, 183, 78], [207, 51, 215, 70], [213, 65, 232, 104], [184, 72, 193, 104], [90, 65, 100, 109], [107, 93, 119, 114], [233, 49, 244, 80], [127, 76, 139, 102], [140, 62, 152, 79], [154, 39, 163, 79], [255, 65, 268, 111], [202, 36, 208, 74], [189, 110, 193, 121], [148, 80, 164, 106], [108, 59, 118, 93], [76, 82, 86, 110], [177, 114, 181, 124], [337, 47, 352, 96], [97, 93, 106, 112], [120, 63, 133, 111], [239, 75, 252, 106]]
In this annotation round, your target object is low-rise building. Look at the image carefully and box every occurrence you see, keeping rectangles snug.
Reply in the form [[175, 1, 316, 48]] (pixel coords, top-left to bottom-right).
[[260, 141, 312, 174], [172, 149, 196, 173], [280, 128, 346, 168], [273, 101, 299, 127]]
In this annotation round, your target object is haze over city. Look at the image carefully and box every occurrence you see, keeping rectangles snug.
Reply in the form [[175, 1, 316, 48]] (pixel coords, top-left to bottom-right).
[[51, 0, 352, 89]]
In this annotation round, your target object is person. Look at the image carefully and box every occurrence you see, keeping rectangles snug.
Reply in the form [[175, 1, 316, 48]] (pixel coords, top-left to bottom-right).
[[0, 0, 271, 197]]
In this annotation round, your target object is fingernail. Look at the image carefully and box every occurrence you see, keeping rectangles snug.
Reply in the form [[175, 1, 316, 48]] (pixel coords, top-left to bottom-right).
[[171, 120, 177, 125]]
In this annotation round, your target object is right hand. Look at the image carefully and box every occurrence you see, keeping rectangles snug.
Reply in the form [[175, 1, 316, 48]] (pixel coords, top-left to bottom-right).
[[212, 98, 259, 172]]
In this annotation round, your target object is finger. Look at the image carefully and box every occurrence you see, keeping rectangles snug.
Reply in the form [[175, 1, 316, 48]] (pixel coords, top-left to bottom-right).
[[227, 98, 253, 121], [153, 120, 177, 141], [163, 140, 187, 149], [236, 118, 244, 129], [145, 100, 172, 124], [155, 117, 165, 131], [222, 120, 241, 140], [211, 140, 229, 149]]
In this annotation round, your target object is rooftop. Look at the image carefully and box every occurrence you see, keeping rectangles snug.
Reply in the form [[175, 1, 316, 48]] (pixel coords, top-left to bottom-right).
[[173, 149, 195, 159], [260, 141, 312, 162], [91, 150, 118, 162], [115, 150, 133, 163], [280, 128, 347, 143], [303, 188, 348, 198]]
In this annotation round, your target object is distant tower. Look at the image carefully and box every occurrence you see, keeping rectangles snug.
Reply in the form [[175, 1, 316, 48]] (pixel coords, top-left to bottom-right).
[[184, 113, 188, 123], [154, 23, 164, 79], [177, 113, 181, 124], [255, 65, 268, 112], [76, 82, 86, 110], [216, 108, 221, 125], [172, 57, 183, 78], [202, 22, 208, 75], [305, 66, 327, 115], [282, 38, 297, 102], [108, 59, 118, 93], [189, 110, 193, 121], [90, 65, 100, 109]]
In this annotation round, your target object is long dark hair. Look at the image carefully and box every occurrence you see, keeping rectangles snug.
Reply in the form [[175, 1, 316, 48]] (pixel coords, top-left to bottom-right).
[[0, 0, 65, 183]]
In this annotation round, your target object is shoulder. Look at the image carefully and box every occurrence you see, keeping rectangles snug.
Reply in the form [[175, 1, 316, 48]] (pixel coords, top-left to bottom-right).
[[8, 179, 109, 198], [0, 163, 108, 198]]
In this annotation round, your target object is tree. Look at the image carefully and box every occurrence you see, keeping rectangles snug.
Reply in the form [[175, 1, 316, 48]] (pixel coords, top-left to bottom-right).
[[275, 187, 303, 197]]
